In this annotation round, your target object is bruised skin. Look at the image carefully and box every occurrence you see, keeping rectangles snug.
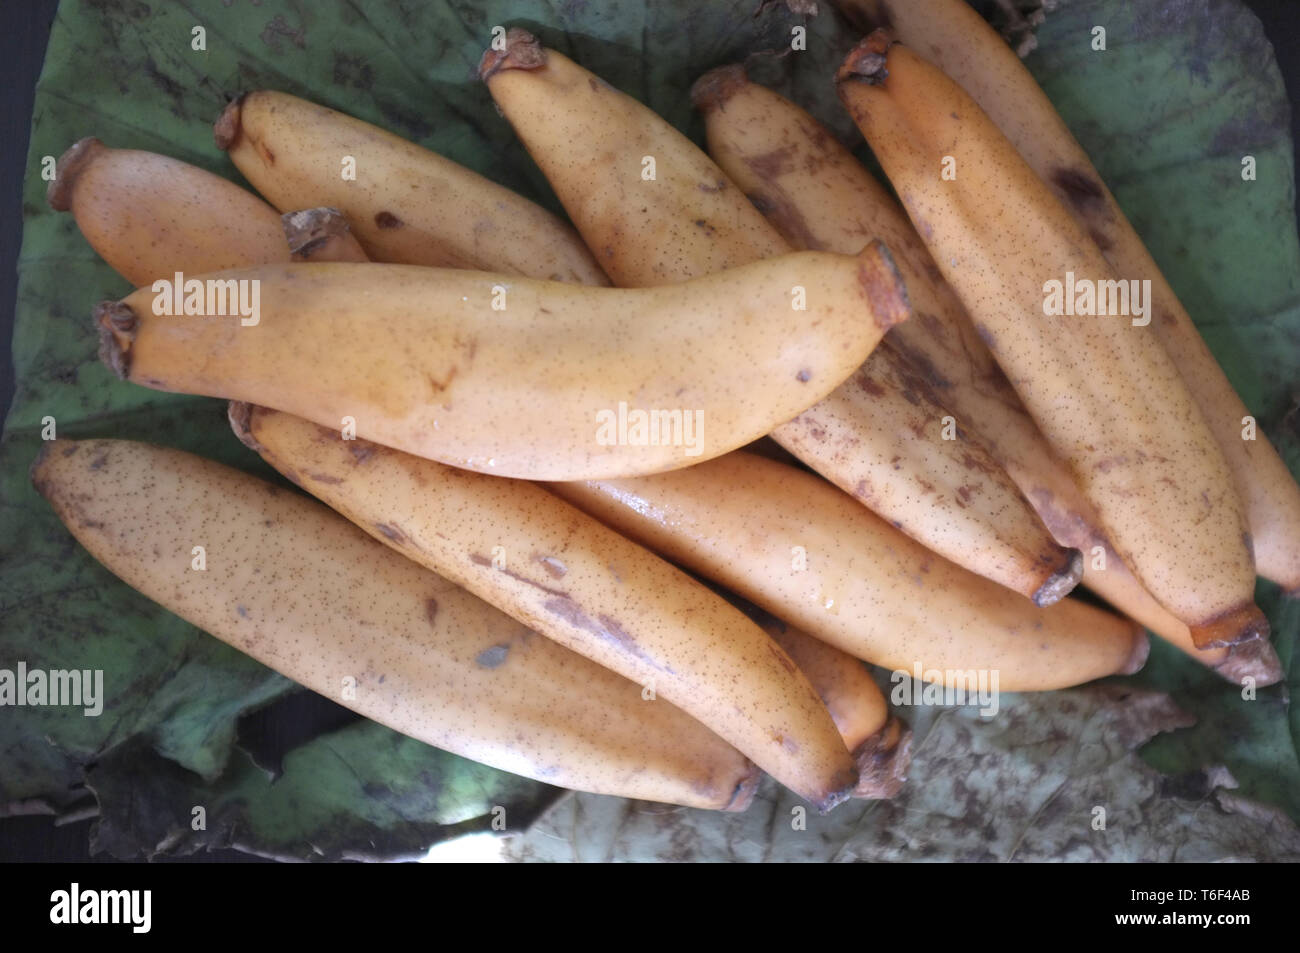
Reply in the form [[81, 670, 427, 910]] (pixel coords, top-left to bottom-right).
[[234, 406, 860, 812], [47, 137, 289, 286], [32, 439, 760, 811], [483, 28, 1077, 604], [95, 250, 901, 481], [837, 34, 1266, 648], [214, 90, 610, 285], [552, 451, 1149, 691]]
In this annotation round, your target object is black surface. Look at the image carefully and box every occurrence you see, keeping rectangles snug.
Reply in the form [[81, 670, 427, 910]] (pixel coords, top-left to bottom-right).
[[1, 0, 1297, 863]]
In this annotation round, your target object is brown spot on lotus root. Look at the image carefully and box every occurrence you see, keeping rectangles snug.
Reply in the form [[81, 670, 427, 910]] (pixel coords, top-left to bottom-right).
[[375, 211, 403, 229]]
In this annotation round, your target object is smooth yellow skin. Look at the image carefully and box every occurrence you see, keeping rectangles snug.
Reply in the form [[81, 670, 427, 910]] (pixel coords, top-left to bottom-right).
[[32, 440, 760, 811], [239, 407, 859, 812], [839, 39, 1263, 645], [484, 34, 1074, 603], [694, 70, 1263, 676], [216, 90, 609, 286], [47, 138, 289, 287], [103, 252, 896, 481], [553, 452, 1147, 691], [840, 0, 1300, 590]]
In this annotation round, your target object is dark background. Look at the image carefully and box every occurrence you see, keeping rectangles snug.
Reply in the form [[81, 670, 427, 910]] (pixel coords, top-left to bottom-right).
[[1, 0, 1297, 861]]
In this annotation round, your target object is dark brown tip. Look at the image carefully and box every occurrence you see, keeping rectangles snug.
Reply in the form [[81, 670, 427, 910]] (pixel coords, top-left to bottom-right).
[[94, 300, 137, 380], [852, 715, 912, 799], [857, 238, 911, 331], [282, 207, 367, 262], [478, 28, 546, 83], [47, 137, 104, 212], [1032, 549, 1084, 607], [1213, 635, 1283, 688], [1189, 603, 1270, 650], [29, 441, 55, 497], [227, 401, 264, 452], [813, 767, 860, 815], [835, 29, 896, 87], [1118, 626, 1150, 675], [213, 93, 248, 152], [722, 762, 763, 812], [690, 64, 748, 114]]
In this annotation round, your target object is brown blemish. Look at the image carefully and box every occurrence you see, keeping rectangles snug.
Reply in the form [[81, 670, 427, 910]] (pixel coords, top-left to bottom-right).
[[1050, 167, 1107, 211], [427, 366, 457, 393], [699, 179, 727, 193], [426, 598, 439, 626], [307, 471, 343, 485], [857, 373, 886, 397], [796, 368, 812, 383], [960, 452, 1000, 477], [470, 554, 570, 599], [746, 146, 797, 180], [374, 523, 408, 545], [375, 211, 403, 229], [1087, 226, 1113, 253], [767, 641, 798, 677], [543, 597, 671, 674], [746, 188, 823, 251]]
